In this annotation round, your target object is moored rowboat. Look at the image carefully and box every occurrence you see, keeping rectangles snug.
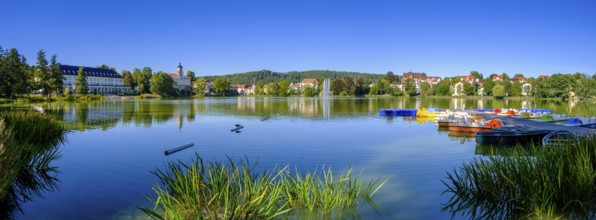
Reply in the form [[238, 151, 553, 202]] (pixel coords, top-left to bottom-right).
[[475, 128, 552, 146]]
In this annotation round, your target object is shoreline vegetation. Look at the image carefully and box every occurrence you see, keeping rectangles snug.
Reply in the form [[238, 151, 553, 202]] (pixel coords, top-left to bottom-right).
[[141, 154, 387, 219], [442, 135, 596, 219], [0, 112, 66, 219]]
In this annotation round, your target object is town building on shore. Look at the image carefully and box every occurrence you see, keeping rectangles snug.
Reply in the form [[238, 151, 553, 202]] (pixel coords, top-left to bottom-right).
[[61, 65, 130, 94], [168, 63, 192, 92]]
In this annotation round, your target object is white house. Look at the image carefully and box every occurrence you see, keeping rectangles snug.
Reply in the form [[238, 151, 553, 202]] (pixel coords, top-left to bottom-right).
[[168, 63, 192, 92]]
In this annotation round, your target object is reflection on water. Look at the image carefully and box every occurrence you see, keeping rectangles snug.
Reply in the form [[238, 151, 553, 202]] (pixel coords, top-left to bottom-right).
[[23, 97, 595, 132], [0, 113, 66, 219]]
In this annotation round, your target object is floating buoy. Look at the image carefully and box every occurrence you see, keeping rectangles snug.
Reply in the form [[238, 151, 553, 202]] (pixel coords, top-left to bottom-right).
[[164, 143, 194, 156]]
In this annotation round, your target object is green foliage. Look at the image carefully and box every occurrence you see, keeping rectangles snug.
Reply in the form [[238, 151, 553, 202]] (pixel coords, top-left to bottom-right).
[[203, 69, 382, 85], [122, 70, 134, 90], [510, 81, 523, 97], [35, 50, 52, 99], [49, 55, 63, 97], [0, 112, 66, 218], [0, 47, 29, 99], [533, 74, 574, 99], [442, 135, 596, 219], [254, 80, 264, 95], [354, 78, 368, 96], [470, 71, 482, 79], [193, 78, 207, 97], [278, 80, 291, 96], [463, 82, 475, 96], [150, 72, 176, 97], [572, 73, 596, 99], [419, 82, 431, 96], [330, 79, 345, 96], [492, 84, 505, 98], [343, 77, 355, 96], [514, 73, 525, 78], [140, 154, 387, 219], [482, 77, 494, 96], [74, 67, 88, 94], [185, 70, 196, 82], [97, 64, 117, 72], [434, 78, 452, 96], [265, 82, 280, 96], [302, 85, 318, 97], [369, 78, 389, 95], [213, 77, 231, 96], [385, 71, 396, 84], [405, 78, 417, 96]]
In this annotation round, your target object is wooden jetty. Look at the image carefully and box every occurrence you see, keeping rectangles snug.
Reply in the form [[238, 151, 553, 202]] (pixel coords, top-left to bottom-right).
[[481, 114, 595, 136]]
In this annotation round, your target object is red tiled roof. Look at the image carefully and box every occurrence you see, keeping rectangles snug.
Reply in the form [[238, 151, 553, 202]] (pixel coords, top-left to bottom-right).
[[301, 78, 318, 84]]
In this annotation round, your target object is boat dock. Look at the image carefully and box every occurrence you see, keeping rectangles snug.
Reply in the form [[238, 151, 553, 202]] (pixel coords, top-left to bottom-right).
[[481, 114, 596, 136]]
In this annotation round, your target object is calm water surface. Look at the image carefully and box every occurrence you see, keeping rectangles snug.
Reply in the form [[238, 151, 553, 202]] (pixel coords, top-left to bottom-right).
[[7, 97, 595, 219]]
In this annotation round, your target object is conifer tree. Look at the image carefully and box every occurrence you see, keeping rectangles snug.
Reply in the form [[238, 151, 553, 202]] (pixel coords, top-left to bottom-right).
[[75, 66, 88, 94]]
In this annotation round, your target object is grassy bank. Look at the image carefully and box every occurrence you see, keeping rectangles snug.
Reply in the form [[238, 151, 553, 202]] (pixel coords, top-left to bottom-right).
[[442, 135, 595, 219], [141, 155, 387, 219], [0, 112, 66, 218]]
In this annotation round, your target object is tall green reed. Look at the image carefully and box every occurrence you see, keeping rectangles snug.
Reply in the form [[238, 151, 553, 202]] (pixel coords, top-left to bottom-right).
[[141, 154, 387, 219], [442, 135, 595, 219], [0, 111, 66, 219]]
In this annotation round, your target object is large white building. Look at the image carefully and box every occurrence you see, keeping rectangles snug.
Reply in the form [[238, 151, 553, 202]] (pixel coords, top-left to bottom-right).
[[61, 65, 131, 94], [168, 63, 192, 92]]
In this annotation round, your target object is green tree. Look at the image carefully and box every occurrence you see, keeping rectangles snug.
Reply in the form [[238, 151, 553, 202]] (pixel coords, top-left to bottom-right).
[[510, 81, 523, 97], [0, 47, 29, 99], [420, 82, 431, 96], [302, 85, 318, 97], [150, 72, 176, 97], [492, 84, 505, 99], [278, 80, 290, 96], [463, 82, 475, 96], [470, 71, 482, 79], [404, 78, 416, 96], [264, 82, 279, 96], [434, 78, 451, 96], [122, 70, 135, 91], [514, 73, 525, 78], [35, 50, 52, 98], [186, 70, 196, 82], [385, 71, 396, 84], [572, 73, 595, 99], [213, 77, 231, 96], [97, 64, 117, 71], [330, 79, 345, 96], [132, 68, 150, 94], [483, 77, 495, 96], [254, 80, 264, 95], [343, 77, 355, 96], [354, 78, 368, 96], [49, 54, 63, 96], [193, 78, 207, 97], [74, 67, 88, 94]]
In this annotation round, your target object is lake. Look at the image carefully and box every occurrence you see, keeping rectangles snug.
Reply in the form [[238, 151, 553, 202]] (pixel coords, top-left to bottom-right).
[[4, 97, 595, 219]]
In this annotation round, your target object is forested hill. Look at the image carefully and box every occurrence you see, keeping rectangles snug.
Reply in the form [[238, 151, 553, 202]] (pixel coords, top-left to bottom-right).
[[203, 70, 384, 84]]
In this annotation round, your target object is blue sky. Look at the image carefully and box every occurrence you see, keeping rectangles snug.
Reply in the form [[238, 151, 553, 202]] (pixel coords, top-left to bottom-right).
[[2, 0, 595, 77]]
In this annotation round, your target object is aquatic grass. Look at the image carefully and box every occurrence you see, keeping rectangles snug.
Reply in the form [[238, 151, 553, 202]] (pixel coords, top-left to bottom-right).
[[0, 111, 66, 218], [442, 135, 596, 219], [141, 154, 387, 219]]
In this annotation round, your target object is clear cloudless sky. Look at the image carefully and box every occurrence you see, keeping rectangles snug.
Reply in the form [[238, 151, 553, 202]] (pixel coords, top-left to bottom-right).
[[2, 0, 595, 77]]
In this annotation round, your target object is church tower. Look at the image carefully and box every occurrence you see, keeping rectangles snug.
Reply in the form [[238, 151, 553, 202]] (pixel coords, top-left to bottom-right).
[[177, 62, 183, 76]]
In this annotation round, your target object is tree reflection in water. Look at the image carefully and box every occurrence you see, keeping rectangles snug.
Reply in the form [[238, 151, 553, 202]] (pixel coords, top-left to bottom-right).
[[0, 112, 66, 219]]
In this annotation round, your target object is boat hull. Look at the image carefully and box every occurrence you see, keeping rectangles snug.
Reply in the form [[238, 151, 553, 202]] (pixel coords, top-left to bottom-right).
[[448, 124, 492, 132], [437, 120, 450, 127], [475, 129, 552, 146]]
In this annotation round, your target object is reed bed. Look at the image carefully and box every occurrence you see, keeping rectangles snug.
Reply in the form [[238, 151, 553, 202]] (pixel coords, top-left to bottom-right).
[[442, 135, 596, 219], [0, 111, 66, 218], [141, 155, 387, 219]]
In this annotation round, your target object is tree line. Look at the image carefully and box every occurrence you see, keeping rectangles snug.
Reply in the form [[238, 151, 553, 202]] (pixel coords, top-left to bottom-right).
[[0, 47, 64, 99]]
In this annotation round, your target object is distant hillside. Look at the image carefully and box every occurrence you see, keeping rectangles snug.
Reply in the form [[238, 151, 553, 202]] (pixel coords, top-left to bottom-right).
[[203, 70, 384, 84]]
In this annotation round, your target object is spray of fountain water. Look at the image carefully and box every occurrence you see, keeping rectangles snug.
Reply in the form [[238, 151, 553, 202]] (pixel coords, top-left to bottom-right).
[[321, 78, 331, 98]]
